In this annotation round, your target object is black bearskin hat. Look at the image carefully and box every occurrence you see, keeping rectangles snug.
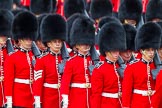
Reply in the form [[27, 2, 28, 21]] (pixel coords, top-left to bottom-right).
[[11, 9, 27, 16], [30, 0, 53, 15], [146, 0, 162, 22], [0, 9, 14, 37], [123, 24, 136, 51], [12, 11, 38, 41], [157, 21, 162, 47], [40, 14, 67, 43], [99, 22, 126, 56], [135, 22, 161, 50], [70, 15, 95, 46], [67, 13, 83, 47], [0, 0, 13, 10], [64, 0, 86, 19], [90, 0, 112, 20], [36, 14, 47, 41], [118, 0, 142, 24], [98, 16, 121, 29]]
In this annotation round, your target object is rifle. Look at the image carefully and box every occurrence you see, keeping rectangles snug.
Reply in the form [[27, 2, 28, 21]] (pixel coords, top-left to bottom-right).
[[6, 38, 15, 54], [152, 50, 162, 80], [58, 42, 70, 74], [88, 46, 100, 75], [117, 56, 126, 77], [31, 41, 41, 58]]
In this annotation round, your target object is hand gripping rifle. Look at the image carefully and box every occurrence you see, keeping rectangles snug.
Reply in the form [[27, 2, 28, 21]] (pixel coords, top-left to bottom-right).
[[58, 42, 70, 74], [152, 50, 162, 80], [88, 46, 100, 75]]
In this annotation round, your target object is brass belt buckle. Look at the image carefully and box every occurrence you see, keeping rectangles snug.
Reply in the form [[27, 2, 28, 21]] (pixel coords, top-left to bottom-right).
[[57, 83, 61, 88], [147, 90, 153, 96], [118, 92, 122, 98], [0, 76, 4, 82], [85, 83, 90, 88], [29, 79, 33, 84]]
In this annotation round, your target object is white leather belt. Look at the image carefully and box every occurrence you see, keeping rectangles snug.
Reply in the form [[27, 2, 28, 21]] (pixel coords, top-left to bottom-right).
[[43, 83, 60, 89], [71, 83, 91, 88], [14, 78, 33, 84], [133, 89, 155, 96], [102, 92, 122, 98]]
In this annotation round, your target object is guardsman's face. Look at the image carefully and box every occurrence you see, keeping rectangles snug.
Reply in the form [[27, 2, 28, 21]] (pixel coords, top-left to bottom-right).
[[124, 19, 137, 27], [76, 44, 91, 55], [47, 39, 62, 53], [141, 48, 155, 62], [0, 36, 7, 48], [120, 50, 133, 63], [105, 50, 120, 62], [19, 38, 33, 50]]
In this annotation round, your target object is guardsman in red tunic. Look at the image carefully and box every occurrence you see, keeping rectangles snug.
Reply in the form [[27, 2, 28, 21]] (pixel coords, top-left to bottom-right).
[[33, 14, 69, 108], [30, 0, 53, 55], [118, 0, 143, 29], [152, 69, 162, 108], [66, 13, 83, 57], [122, 22, 162, 108], [0, 9, 14, 108], [4, 11, 38, 108], [117, 24, 137, 78], [61, 15, 95, 108], [146, 0, 162, 22], [97, 16, 121, 56], [91, 22, 126, 108], [90, 0, 113, 56]]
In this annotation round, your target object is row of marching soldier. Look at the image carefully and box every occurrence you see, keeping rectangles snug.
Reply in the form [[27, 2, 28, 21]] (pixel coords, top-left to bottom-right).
[[1, 0, 162, 108]]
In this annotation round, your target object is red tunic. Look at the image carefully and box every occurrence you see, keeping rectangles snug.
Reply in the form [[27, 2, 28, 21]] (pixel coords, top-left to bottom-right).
[[56, 0, 64, 17], [33, 52, 63, 108], [151, 70, 162, 108], [91, 59, 122, 108], [0, 48, 7, 107], [111, 0, 120, 13], [61, 53, 92, 108], [21, 0, 30, 6], [122, 59, 156, 108], [142, 0, 149, 13], [4, 49, 35, 107]]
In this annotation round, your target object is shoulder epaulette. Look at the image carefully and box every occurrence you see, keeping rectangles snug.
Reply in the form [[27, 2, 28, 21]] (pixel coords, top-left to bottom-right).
[[95, 61, 104, 68], [8, 50, 18, 56], [129, 59, 140, 65]]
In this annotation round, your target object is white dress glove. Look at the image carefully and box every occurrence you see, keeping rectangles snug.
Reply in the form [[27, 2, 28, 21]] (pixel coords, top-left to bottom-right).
[[62, 95, 68, 108], [34, 96, 41, 108], [6, 96, 12, 108]]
